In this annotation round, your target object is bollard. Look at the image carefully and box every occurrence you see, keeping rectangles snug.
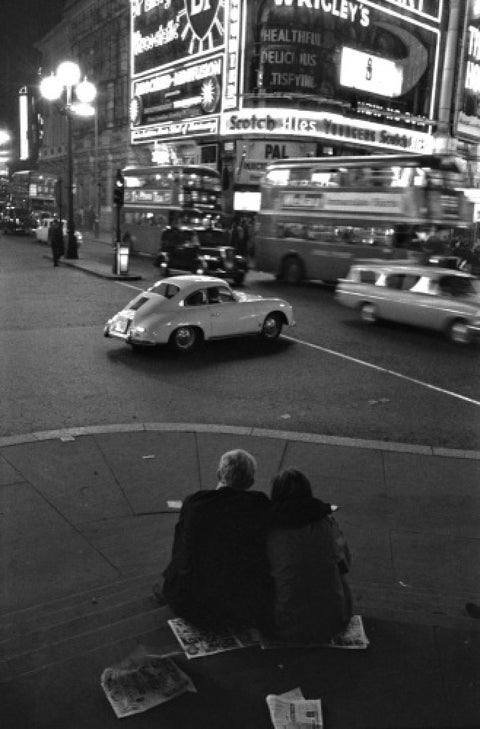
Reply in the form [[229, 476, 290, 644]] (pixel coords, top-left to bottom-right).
[[113, 242, 130, 275]]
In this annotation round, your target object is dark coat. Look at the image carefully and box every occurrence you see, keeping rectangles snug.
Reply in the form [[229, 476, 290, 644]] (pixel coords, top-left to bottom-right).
[[50, 222, 65, 257], [267, 497, 352, 643], [162, 488, 272, 630]]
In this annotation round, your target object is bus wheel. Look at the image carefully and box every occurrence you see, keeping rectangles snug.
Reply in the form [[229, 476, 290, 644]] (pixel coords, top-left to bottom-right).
[[281, 256, 304, 284], [360, 302, 377, 324], [447, 319, 471, 345], [170, 326, 201, 353], [261, 313, 283, 341]]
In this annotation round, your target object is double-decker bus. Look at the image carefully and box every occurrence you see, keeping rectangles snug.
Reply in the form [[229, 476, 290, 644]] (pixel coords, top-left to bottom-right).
[[9, 170, 57, 230], [122, 164, 248, 283], [256, 154, 474, 283], [122, 164, 226, 256]]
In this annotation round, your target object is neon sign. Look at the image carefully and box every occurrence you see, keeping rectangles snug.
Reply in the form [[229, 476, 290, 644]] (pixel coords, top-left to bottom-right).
[[457, 10, 480, 142], [131, 0, 225, 75], [243, 0, 438, 132], [221, 108, 433, 153], [131, 55, 222, 129]]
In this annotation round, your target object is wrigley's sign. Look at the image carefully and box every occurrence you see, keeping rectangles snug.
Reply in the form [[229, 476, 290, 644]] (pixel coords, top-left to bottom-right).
[[269, 0, 441, 22], [220, 108, 433, 153]]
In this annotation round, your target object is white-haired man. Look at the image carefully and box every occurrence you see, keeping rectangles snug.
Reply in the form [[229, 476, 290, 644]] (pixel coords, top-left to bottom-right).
[[161, 449, 272, 630]]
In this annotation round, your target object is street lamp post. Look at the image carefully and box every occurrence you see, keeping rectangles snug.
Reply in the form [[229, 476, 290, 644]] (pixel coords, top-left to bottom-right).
[[40, 61, 96, 259]]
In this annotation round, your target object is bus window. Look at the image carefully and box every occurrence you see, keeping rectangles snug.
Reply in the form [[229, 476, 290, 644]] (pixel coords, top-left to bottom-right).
[[311, 169, 344, 187]]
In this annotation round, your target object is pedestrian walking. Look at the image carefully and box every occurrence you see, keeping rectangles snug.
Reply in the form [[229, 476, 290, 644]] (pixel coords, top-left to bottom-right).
[[49, 219, 65, 267]]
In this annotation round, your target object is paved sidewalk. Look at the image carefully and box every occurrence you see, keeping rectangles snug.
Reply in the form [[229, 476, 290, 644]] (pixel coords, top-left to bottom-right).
[[49, 229, 268, 284], [55, 230, 145, 281], [1, 424, 479, 728]]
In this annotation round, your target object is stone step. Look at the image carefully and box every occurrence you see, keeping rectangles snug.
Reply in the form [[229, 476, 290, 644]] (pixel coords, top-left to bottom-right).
[[0, 602, 179, 683], [0, 569, 159, 641], [0, 592, 159, 658]]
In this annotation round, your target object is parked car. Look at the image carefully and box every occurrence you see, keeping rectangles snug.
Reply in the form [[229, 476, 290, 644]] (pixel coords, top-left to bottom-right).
[[33, 218, 83, 246], [335, 261, 480, 344], [154, 225, 247, 285], [104, 275, 295, 353]]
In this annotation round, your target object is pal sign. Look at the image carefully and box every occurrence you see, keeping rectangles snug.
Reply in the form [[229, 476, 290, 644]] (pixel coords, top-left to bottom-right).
[[236, 140, 316, 185]]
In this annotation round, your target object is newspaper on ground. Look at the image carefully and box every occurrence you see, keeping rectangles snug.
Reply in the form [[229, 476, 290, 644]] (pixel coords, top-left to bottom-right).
[[101, 646, 196, 718], [261, 614, 369, 650], [266, 687, 323, 729], [168, 617, 261, 659], [327, 614, 369, 649]]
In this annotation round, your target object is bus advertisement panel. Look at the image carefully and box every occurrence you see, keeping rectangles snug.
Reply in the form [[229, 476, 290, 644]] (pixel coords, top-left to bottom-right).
[[256, 154, 473, 283]]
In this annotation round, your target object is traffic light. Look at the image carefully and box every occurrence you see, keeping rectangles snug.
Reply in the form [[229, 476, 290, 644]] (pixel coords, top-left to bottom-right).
[[113, 169, 124, 207]]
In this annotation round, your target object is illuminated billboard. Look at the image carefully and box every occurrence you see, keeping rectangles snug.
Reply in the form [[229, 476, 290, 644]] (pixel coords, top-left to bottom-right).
[[242, 0, 440, 131], [130, 0, 225, 143], [456, 1, 480, 141], [131, 0, 225, 74]]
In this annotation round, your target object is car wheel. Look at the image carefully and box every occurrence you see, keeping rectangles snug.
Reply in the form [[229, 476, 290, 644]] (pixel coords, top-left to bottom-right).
[[170, 326, 200, 353], [448, 319, 471, 345], [261, 313, 283, 341], [281, 256, 304, 284], [360, 302, 377, 324]]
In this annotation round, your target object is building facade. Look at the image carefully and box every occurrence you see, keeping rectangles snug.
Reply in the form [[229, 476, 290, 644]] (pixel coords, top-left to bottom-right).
[[130, 0, 447, 215], [36, 0, 138, 234], [33, 0, 479, 237]]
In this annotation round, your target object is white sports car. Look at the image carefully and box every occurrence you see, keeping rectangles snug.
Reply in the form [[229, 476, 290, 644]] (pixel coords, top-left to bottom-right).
[[104, 275, 295, 352]]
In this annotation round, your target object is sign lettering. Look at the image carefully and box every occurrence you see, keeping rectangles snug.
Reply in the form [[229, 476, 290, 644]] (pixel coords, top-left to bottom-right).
[[220, 109, 433, 154]]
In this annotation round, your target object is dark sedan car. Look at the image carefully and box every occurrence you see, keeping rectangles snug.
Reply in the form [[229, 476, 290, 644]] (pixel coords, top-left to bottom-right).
[[154, 225, 248, 285]]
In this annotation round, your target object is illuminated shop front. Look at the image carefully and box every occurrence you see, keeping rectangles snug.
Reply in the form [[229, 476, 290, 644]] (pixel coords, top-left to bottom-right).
[[129, 0, 442, 213]]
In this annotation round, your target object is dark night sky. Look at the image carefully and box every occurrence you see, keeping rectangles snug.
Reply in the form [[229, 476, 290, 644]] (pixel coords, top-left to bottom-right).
[[0, 0, 66, 135]]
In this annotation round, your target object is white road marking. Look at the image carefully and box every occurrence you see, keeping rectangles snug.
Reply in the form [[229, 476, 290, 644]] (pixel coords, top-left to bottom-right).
[[283, 335, 480, 407], [116, 281, 143, 291], [112, 279, 480, 408]]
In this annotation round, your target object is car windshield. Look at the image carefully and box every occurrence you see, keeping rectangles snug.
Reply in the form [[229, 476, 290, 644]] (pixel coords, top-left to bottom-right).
[[148, 282, 180, 298]]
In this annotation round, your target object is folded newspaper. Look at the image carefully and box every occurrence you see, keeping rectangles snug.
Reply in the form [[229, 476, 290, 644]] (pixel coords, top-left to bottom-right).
[[261, 614, 369, 650], [101, 646, 196, 718], [266, 688, 323, 729], [168, 617, 261, 659]]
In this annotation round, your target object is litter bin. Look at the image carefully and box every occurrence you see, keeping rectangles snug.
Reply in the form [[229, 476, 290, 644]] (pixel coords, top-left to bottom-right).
[[113, 242, 130, 275]]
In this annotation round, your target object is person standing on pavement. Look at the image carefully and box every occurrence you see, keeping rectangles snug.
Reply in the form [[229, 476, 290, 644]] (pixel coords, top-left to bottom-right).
[[267, 468, 353, 643], [161, 449, 273, 631], [49, 219, 65, 267]]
